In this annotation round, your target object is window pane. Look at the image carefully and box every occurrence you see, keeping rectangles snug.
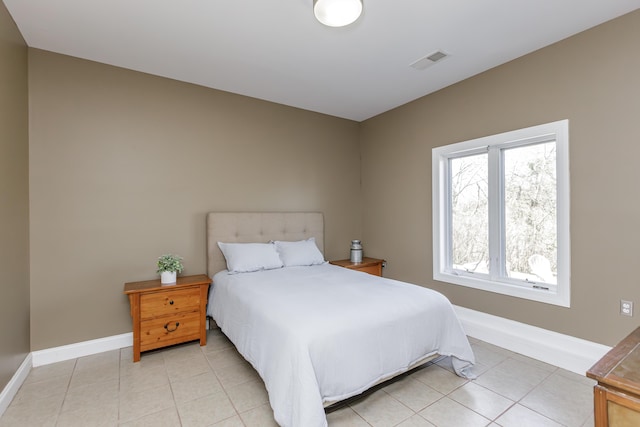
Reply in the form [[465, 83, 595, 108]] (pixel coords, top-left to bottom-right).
[[503, 142, 557, 284], [450, 153, 488, 273]]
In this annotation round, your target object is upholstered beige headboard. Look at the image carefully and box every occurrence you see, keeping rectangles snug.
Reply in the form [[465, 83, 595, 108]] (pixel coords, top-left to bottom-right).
[[206, 212, 324, 277]]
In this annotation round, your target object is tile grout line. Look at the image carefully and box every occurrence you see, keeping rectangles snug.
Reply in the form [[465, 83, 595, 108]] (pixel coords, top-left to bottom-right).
[[164, 350, 183, 427], [53, 358, 75, 427], [201, 344, 249, 427]]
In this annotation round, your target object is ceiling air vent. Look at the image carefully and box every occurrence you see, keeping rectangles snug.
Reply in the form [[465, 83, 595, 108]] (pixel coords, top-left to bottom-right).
[[410, 50, 450, 70]]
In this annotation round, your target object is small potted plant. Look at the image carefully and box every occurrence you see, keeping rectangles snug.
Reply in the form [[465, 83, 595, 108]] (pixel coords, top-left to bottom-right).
[[157, 254, 184, 285]]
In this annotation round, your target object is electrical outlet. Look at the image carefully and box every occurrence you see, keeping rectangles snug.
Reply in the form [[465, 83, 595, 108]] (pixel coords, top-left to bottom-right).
[[621, 300, 634, 317]]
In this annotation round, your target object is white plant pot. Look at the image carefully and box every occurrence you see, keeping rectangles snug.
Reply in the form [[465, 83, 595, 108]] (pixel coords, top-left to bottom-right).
[[161, 271, 177, 285]]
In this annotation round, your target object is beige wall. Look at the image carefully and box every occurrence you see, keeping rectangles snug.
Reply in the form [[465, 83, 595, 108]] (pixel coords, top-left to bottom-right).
[[0, 2, 30, 388], [361, 10, 640, 346], [28, 50, 362, 350]]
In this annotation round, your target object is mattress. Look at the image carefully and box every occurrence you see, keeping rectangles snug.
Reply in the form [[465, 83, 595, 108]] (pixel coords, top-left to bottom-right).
[[208, 263, 475, 427]]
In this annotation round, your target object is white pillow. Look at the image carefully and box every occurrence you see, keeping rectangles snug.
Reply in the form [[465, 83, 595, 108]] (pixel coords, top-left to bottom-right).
[[273, 238, 325, 267], [217, 242, 283, 274]]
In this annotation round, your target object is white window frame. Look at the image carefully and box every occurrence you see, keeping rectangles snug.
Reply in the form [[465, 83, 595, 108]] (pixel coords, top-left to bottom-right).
[[432, 120, 570, 307]]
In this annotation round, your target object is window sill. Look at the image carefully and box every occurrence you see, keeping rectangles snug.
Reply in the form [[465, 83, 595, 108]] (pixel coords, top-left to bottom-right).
[[434, 271, 570, 307]]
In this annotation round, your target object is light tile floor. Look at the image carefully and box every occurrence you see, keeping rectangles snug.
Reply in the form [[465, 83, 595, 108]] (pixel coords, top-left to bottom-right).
[[0, 330, 595, 427]]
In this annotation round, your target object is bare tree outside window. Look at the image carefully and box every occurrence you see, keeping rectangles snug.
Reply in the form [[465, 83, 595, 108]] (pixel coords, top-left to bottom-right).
[[449, 143, 557, 283], [450, 153, 488, 273], [504, 142, 557, 283]]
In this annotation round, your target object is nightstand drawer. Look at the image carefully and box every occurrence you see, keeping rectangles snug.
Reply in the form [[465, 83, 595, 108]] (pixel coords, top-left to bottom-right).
[[140, 287, 200, 319], [329, 257, 385, 277], [354, 264, 382, 276], [140, 311, 201, 352]]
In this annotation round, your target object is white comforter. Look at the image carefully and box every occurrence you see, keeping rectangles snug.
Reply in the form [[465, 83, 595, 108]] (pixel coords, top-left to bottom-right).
[[209, 264, 475, 427]]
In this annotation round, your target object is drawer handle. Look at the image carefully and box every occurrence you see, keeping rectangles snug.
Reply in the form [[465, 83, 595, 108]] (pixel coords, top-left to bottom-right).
[[169, 300, 174, 305], [164, 322, 180, 332]]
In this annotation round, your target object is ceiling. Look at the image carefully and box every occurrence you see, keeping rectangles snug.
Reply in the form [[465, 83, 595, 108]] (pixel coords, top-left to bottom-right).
[[4, 0, 640, 122]]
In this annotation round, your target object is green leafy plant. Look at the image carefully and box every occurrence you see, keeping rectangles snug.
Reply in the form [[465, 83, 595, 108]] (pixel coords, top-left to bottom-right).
[[156, 254, 184, 273]]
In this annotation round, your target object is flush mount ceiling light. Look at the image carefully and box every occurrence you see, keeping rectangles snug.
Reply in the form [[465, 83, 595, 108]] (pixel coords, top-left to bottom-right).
[[314, 0, 363, 27]]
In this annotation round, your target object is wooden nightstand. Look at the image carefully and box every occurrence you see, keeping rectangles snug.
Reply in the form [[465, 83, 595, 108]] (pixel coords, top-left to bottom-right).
[[124, 274, 211, 362], [329, 257, 385, 277]]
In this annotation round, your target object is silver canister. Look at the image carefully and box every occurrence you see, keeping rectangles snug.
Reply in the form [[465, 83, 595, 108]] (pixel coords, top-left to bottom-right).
[[350, 240, 363, 263]]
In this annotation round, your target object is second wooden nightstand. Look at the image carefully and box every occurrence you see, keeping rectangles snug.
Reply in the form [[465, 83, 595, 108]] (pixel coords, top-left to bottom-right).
[[329, 257, 385, 277], [587, 327, 640, 426], [124, 274, 211, 362]]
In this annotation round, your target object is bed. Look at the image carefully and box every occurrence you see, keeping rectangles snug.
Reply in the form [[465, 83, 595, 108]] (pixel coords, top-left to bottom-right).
[[206, 212, 475, 427]]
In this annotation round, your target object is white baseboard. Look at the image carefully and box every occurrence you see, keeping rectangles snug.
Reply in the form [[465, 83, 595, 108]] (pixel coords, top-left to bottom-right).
[[0, 353, 32, 418], [29, 309, 610, 375], [31, 333, 133, 367], [454, 305, 612, 375], [1, 333, 132, 415]]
